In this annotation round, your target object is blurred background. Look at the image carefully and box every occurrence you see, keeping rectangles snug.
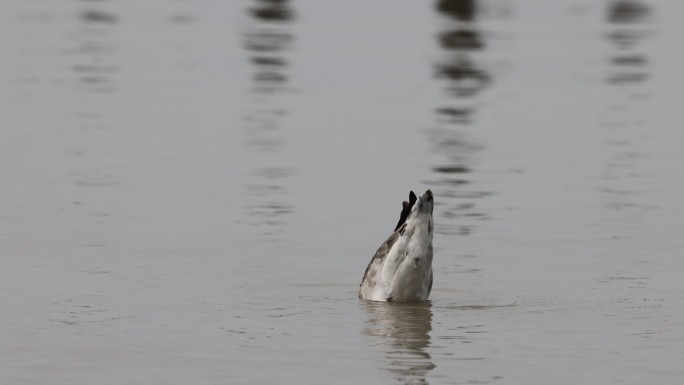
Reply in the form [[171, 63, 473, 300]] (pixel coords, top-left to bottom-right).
[[1, 1, 683, 384]]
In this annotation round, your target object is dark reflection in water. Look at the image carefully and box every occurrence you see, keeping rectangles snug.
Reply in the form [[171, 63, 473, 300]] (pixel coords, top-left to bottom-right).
[[427, 0, 505, 236], [249, 0, 294, 22], [435, 0, 489, 113], [241, 0, 297, 239], [600, 1, 654, 215], [606, 1, 651, 84], [72, 5, 119, 96], [436, 0, 476, 21], [362, 301, 435, 385], [244, 0, 294, 92], [607, 0, 650, 24], [68, 1, 119, 124], [63, 2, 122, 249], [81, 9, 118, 24]]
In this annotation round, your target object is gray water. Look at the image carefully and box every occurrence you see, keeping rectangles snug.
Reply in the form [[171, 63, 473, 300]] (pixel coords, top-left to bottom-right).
[[2, 0, 684, 384]]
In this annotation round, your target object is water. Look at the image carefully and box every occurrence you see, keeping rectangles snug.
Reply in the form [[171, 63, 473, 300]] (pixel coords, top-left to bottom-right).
[[2, 1, 684, 384]]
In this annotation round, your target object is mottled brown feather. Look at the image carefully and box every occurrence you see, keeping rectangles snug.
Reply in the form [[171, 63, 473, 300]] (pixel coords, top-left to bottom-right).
[[360, 230, 399, 286]]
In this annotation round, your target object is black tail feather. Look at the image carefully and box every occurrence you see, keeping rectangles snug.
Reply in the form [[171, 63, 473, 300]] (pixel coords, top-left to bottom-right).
[[394, 191, 417, 231]]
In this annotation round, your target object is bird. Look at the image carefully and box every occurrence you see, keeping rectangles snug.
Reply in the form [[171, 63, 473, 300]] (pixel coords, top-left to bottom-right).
[[359, 189, 434, 302]]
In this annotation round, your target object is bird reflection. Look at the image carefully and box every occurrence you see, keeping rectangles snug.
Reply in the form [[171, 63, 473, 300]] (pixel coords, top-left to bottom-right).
[[244, 0, 294, 93], [72, 4, 120, 97], [241, 0, 297, 239], [361, 301, 435, 385], [599, 1, 654, 214], [436, 0, 476, 21], [428, 0, 497, 235], [606, 1, 651, 84], [607, 0, 650, 24], [249, 0, 294, 22], [434, 0, 489, 120]]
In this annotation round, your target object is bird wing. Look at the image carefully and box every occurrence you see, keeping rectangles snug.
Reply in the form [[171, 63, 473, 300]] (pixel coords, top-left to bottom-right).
[[360, 230, 400, 286]]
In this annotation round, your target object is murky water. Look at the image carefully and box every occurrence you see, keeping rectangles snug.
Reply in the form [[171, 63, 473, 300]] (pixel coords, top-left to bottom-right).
[[2, 1, 684, 384]]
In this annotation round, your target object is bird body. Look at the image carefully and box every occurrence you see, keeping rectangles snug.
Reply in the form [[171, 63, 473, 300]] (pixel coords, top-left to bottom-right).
[[359, 190, 434, 302]]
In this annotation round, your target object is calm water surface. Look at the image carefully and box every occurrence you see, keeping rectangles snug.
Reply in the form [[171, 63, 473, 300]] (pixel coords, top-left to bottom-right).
[[2, 1, 684, 384]]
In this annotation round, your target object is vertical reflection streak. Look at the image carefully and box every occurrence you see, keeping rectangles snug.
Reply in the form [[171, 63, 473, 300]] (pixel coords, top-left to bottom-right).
[[71, 2, 120, 126], [240, 0, 297, 240], [67, 1, 122, 249], [362, 302, 435, 385], [428, 0, 495, 236], [599, 1, 654, 219]]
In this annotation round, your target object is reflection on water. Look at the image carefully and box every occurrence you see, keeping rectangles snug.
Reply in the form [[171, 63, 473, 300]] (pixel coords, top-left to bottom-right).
[[606, 0, 651, 84], [73, 6, 119, 96], [428, 0, 504, 236], [249, 0, 294, 22], [245, 0, 294, 93], [69, 2, 122, 250], [241, 0, 297, 239], [362, 301, 435, 385], [607, 0, 651, 24], [81, 9, 118, 24], [71, 1, 120, 134], [600, 1, 654, 218], [434, 0, 489, 121]]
